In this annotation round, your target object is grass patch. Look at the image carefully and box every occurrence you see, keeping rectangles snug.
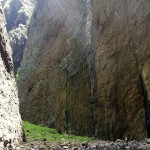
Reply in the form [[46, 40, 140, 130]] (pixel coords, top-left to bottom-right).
[[23, 121, 93, 143]]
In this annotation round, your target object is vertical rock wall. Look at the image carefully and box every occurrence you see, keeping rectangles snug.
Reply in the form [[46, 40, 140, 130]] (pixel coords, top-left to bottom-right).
[[18, 0, 150, 140], [0, 5, 22, 149], [92, 0, 150, 140]]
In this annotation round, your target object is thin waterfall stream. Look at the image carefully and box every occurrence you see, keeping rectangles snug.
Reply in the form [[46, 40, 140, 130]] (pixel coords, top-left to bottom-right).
[[85, 0, 98, 137]]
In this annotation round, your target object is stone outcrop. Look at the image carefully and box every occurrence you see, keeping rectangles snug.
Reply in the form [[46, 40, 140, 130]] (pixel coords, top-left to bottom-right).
[[0, 4, 22, 149], [1, 0, 34, 75], [18, 0, 150, 140]]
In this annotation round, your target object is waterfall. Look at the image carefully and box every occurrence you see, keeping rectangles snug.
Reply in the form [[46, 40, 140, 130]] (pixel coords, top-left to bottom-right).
[[85, 0, 98, 137], [86, 0, 92, 47]]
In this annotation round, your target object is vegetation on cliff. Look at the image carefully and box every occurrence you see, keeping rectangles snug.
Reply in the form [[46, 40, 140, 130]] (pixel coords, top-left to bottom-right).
[[1, 0, 34, 74]]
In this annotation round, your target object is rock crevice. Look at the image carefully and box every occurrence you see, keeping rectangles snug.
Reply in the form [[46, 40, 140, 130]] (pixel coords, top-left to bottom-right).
[[0, 28, 12, 74]]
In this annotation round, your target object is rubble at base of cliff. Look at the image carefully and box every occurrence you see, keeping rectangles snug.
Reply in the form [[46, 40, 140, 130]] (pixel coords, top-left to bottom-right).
[[5, 139, 150, 150]]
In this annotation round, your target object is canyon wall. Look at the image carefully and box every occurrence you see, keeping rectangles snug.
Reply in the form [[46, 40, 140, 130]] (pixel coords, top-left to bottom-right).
[[18, 0, 150, 140], [0, 5, 22, 149], [1, 0, 34, 74]]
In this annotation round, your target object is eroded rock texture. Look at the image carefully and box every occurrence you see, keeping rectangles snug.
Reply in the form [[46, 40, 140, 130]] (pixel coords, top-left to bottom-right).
[[19, 0, 150, 140], [0, 5, 22, 149]]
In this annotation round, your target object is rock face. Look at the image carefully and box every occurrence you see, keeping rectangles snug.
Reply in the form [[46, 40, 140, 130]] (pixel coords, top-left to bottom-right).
[[1, 0, 34, 75], [0, 4, 22, 149], [18, 0, 150, 140]]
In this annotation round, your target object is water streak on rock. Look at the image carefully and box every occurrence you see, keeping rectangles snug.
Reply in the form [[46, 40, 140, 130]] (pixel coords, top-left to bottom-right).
[[85, 0, 98, 137]]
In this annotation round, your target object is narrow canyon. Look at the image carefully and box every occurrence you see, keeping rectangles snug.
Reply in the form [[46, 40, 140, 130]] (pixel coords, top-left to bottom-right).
[[0, 0, 150, 149], [18, 0, 150, 141]]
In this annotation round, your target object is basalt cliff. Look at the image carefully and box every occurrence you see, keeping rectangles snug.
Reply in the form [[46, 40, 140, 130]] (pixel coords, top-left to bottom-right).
[[0, 4, 22, 149], [18, 0, 150, 140]]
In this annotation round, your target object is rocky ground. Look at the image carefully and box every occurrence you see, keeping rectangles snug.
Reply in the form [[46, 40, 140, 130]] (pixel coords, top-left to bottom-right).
[[5, 139, 150, 150]]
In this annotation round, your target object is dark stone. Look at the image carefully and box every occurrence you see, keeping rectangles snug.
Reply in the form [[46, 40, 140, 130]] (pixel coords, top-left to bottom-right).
[[22, 128, 27, 142], [4, 140, 9, 147]]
